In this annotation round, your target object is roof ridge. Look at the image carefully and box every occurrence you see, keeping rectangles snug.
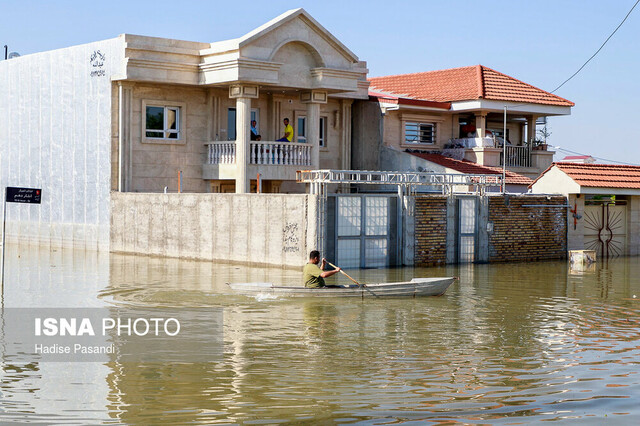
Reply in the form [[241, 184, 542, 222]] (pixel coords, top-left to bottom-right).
[[555, 161, 640, 169], [368, 65, 478, 80], [481, 66, 574, 106], [476, 65, 485, 99]]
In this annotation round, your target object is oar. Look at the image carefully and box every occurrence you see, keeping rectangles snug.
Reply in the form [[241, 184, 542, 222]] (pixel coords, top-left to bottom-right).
[[326, 261, 362, 288]]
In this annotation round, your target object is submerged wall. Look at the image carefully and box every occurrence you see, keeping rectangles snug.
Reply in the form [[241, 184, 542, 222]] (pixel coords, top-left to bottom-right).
[[413, 194, 567, 265], [0, 37, 123, 250], [110, 193, 318, 267], [488, 195, 567, 262]]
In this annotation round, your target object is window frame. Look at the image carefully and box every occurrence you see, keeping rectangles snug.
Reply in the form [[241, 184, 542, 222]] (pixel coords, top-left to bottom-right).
[[141, 100, 187, 145], [399, 114, 444, 149], [319, 116, 327, 148], [404, 121, 436, 145]]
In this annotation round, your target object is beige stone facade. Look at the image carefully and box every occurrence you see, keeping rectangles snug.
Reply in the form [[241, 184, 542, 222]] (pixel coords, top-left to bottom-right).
[[110, 9, 368, 194]]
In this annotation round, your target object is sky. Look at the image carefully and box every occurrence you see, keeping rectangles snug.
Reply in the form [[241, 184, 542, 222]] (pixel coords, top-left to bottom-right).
[[2, 0, 639, 164]]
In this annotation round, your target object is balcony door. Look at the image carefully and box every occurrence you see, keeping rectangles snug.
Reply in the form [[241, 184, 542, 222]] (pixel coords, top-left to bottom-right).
[[227, 108, 259, 141]]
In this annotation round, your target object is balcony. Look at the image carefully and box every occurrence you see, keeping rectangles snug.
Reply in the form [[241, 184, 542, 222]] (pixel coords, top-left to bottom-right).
[[447, 137, 554, 178], [203, 141, 314, 181]]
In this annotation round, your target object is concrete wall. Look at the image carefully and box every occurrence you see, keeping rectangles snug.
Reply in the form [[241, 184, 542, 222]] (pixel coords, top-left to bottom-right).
[[0, 37, 123, 250], [110, 192, 318, 267], [351, 100, 382, 171]]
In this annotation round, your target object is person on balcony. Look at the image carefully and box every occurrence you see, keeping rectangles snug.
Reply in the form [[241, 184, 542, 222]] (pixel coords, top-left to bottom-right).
[[303, 250, 341, 288], [250, 120, 261, 141], [276, 118, 293, 142]]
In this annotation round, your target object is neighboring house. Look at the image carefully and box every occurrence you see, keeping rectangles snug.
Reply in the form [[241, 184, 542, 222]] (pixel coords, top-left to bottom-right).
[[353, 65, 574, 180], [410, 153, 533, 193], [561, 155, 596, 164], [530, 162, 640, 257]]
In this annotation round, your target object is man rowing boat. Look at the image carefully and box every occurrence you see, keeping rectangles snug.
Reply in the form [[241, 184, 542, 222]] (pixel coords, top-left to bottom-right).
[[303, 250, 341, 288]]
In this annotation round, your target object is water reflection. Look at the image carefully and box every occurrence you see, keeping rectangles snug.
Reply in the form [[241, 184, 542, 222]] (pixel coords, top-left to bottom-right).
[[1, 244, 639, 423]]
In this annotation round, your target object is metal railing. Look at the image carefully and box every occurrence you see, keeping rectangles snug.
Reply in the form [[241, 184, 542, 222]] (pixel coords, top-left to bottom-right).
[[296, 170, 503, 195], [501, 145, 532, 168], [205, 141, 312, 166]]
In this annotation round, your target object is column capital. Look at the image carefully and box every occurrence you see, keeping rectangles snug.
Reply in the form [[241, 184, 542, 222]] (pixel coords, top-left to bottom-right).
[[300, 90, 327, 104], [229, 84, 259, 99]]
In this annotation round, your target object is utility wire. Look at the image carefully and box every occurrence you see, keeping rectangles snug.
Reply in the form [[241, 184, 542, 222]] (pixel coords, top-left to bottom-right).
[[550, 0, 640, 94], [554, 146, 640, 166], [505, 0, 639, 111]]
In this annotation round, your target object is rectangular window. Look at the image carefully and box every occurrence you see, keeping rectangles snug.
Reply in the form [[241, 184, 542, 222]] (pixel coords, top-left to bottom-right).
[[296, 116, 326, 145], [405, 122, 435, 144], [297, 117, 306, 143], [319, 116, 326, 147], [146, 106, 180, 139]]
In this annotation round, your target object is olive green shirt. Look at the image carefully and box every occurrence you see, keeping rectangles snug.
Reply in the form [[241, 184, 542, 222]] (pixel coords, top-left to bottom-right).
[[303, 263, 325, 288]]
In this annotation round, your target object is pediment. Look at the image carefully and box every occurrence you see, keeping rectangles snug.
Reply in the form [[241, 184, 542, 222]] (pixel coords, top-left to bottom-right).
[[237, 8, 360, 69]]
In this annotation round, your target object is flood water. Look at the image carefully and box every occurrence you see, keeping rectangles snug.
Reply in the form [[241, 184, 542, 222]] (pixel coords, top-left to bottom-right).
[[1, 244, 639, 424]]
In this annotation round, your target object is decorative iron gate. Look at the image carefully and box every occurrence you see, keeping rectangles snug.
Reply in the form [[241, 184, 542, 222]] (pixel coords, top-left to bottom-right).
[[584, 201, 627, 258]]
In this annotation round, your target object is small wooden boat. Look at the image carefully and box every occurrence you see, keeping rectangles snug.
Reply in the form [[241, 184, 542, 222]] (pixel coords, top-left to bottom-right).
[[227, 277, 455, 298]]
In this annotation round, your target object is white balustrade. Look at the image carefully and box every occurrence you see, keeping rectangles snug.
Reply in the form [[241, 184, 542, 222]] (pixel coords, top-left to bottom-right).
[[206, 142, 236, 164], [206, 141, 312, 166]]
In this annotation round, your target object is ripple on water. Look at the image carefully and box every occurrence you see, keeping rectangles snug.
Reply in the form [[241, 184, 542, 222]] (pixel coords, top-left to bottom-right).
[[1, 250, 640, 423]]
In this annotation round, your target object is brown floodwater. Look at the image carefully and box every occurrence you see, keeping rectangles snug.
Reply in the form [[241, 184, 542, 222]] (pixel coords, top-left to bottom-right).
[[1, 244, 639, 424]]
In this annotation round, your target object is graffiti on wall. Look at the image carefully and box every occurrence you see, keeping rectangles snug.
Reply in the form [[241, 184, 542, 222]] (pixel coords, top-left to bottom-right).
[[282, 222, 300, 253]]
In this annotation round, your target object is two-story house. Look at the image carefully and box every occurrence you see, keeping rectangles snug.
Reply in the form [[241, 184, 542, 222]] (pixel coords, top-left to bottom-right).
[[353, 65, 574, 185]]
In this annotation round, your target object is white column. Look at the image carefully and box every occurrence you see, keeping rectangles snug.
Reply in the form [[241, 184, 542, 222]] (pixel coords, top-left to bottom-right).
[[235, 96, 251, 193], [307, 102, 320, 168], [229, 84, 259, 194], [301, 90, 327, 169]]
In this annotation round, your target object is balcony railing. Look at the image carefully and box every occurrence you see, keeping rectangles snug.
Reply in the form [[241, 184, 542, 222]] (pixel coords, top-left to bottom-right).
[[501, 145, 532, 168], [206, 141, 312, 166]]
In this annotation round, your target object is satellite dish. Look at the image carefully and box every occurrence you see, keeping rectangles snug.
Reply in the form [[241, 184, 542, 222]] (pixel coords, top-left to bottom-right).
[[8, 52, 20, 59]]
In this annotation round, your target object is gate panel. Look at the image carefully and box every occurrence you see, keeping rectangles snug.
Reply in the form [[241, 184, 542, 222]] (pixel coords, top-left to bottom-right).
[[458, 197, 477, 263], [334, 195, 397, 268], [584, 203, 627, 257]]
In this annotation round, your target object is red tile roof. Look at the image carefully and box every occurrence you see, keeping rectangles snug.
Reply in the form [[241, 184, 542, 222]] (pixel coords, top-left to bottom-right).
[[368, 65, 574, 107], [368, 92, 450, 110], [534, 162, 640, 189], [410, 153, 533, 186]]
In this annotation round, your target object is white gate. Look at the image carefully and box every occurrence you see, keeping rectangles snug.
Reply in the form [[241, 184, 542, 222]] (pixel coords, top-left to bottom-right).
[[330, 195, 398, 269], [458, 197, 477, 263]]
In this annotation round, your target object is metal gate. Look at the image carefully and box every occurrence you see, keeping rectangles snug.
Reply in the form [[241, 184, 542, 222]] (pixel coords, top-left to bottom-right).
[[458, 197, 477, 263], [327, 195, 398, 268], [584, 201, 627, 258]]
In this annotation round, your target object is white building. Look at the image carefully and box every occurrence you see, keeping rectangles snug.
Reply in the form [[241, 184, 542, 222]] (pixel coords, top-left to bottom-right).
[[0, 9, 369, 250]]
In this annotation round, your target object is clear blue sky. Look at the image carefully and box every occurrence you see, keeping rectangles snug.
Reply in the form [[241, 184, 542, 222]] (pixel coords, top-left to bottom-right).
[[2, 0, 639, 164]]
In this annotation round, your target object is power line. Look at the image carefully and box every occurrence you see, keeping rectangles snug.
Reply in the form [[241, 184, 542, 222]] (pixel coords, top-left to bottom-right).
[[550, 0, 640, 94], [505, 0, 639, 112]]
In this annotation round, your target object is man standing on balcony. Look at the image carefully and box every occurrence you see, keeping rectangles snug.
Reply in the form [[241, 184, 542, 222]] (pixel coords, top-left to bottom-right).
[[276, 118, 293, 142], [250, 120, 261, 141]]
